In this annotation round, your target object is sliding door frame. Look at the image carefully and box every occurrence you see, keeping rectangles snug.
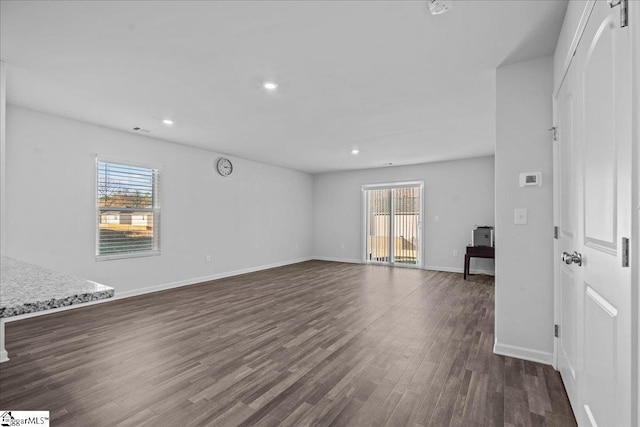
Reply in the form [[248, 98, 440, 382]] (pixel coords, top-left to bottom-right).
[[361, 180, 424, 268]]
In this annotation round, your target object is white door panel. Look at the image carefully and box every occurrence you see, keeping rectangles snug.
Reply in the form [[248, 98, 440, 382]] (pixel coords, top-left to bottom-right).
[[579, 5, 632, 424], [555, 1, 633, 426], [560, 267, 578, 380], [583, 285, 618, 427], [559, 88, 575, 238], [556, 64, 581, 414], [583, 12, 618, 248]]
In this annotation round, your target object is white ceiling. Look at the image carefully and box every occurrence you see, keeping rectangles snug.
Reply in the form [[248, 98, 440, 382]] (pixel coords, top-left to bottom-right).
[[0, 0, 567, 174]]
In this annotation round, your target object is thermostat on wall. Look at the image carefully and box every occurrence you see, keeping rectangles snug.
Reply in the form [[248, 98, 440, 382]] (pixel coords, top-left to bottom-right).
[[519, 172, 542, 187]]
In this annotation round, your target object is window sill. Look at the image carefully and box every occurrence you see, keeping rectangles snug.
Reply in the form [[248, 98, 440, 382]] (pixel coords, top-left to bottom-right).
[[96, 250, 161, 261]]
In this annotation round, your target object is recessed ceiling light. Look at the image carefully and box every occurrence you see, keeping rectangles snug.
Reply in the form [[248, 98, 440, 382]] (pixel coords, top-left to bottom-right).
[[263, 81, 278, 91], [351, 149, 360, 155], [162, 118, 174, 125]]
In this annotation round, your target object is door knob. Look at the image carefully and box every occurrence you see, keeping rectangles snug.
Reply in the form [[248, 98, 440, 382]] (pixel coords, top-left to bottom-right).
[[561, 251, 583, 266]]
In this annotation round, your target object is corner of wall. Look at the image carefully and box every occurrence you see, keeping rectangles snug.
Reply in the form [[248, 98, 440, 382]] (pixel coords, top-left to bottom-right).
[[495, 54, 555, 364]]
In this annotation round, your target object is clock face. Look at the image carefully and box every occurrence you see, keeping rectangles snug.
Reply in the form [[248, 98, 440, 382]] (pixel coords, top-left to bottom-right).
[[217, 158, 233, 176]]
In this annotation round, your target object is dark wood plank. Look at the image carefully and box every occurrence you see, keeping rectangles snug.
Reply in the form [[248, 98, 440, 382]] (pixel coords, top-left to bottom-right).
[[0, 261, 576, 426]]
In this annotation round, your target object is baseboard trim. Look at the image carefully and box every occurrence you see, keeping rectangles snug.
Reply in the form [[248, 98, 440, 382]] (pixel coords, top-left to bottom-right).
[[309, 259, 496, 276], [425, 265, 463, 273], [3, 257, 313, 323], [116, 257, 313, 299], [4, 258, 493, 324], [493, 341, 553, 365], [424, 265, 495, 276], [311, 256, 363, 264]]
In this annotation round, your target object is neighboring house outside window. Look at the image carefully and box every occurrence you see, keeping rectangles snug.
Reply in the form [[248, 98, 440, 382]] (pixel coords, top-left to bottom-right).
[[96, 159, 160, 260]]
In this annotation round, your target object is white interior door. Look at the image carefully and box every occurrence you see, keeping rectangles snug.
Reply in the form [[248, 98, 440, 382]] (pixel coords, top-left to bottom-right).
[[555, 62, 581, 416], [577, 2, 632, 425], [555, 1, 633, 426]]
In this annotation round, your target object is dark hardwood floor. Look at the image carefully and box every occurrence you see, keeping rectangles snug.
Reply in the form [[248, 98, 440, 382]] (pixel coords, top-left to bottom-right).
[[0, 261, 576, 426]]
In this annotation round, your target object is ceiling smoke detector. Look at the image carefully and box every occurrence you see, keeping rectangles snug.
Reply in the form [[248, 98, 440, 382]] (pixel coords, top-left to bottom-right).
[[428, 0, 452, 15]]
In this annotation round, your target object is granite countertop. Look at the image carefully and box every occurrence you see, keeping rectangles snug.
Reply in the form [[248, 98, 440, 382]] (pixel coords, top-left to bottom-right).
[[0, 256, 115, 318]]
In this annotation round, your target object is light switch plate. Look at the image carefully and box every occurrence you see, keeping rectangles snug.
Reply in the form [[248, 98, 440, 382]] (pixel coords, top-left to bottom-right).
[[515, 208, 528, 225]]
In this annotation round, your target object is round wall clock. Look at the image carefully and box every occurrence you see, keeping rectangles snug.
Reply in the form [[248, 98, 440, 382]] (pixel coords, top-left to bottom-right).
[[216, 158, 233, 177]]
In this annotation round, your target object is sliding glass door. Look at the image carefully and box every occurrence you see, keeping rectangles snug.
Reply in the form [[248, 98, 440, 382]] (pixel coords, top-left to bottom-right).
[[363, 182, 422, 267]]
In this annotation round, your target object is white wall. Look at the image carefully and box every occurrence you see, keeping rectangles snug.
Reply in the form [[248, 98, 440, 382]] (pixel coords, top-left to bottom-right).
[[4, 106, 313, 296], [313, 156, 495, 274], [494, 55, 554, 364]]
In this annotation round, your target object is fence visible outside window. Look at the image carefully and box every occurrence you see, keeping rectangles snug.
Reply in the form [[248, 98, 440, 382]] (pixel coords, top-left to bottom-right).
[[363, 182, 422, 267], [96, 159, 160, 259]]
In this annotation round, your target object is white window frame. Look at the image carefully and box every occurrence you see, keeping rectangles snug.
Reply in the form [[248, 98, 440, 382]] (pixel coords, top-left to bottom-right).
[[95, 157, 161, 261]]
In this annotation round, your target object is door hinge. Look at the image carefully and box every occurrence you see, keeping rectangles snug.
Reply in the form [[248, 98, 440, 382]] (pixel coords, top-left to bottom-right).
[[554, 226, 559, 239], [608, 0, 628, 28], [548, 126, 558, 141], [622, 237, 629, 267], [554, 324, 559, 338]]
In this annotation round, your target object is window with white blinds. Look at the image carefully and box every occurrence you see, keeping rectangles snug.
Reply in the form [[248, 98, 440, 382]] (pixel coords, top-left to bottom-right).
[[96, 159, 160, 259]]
